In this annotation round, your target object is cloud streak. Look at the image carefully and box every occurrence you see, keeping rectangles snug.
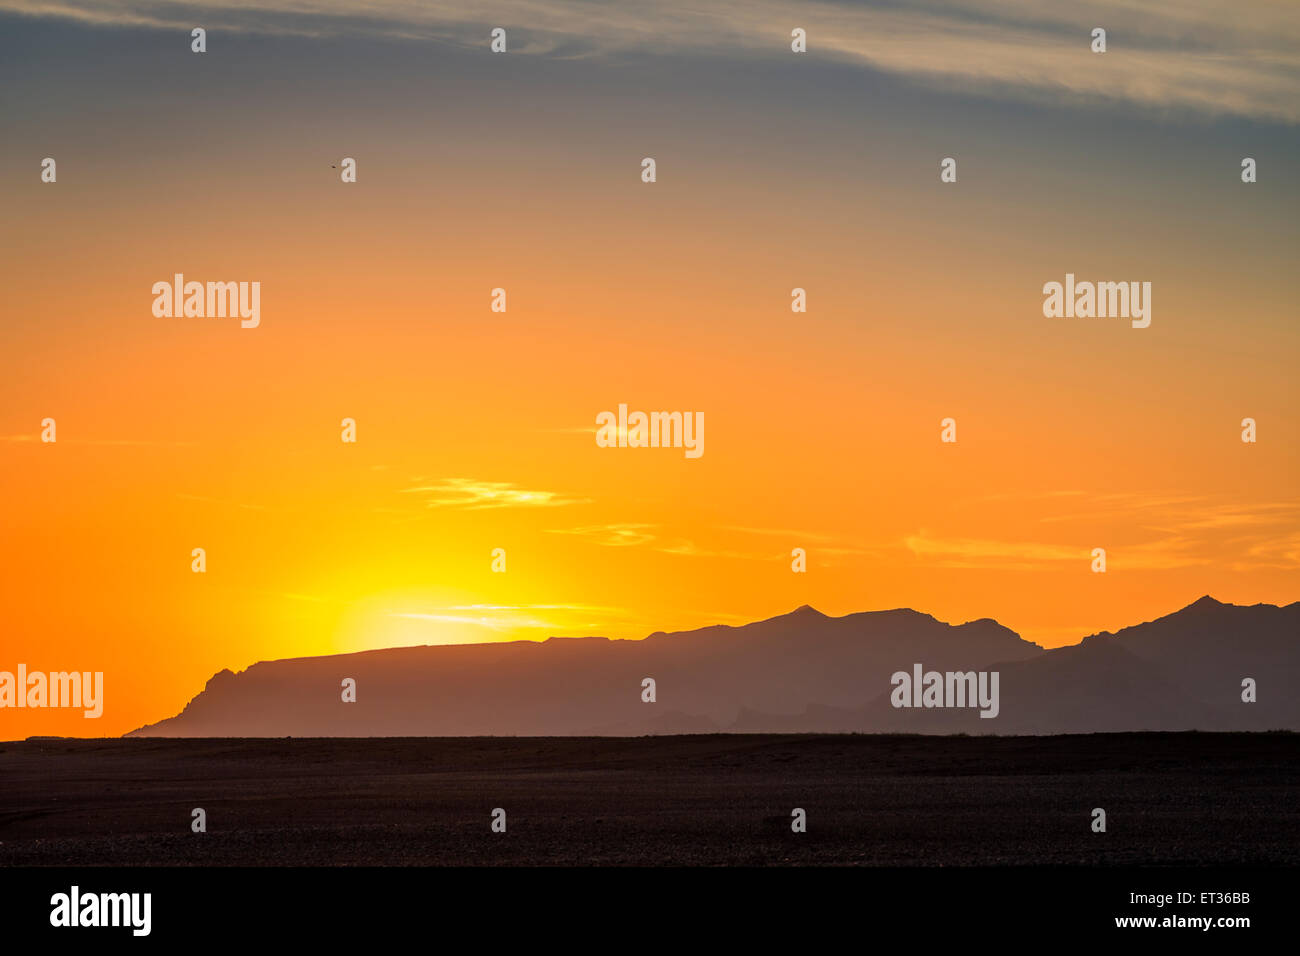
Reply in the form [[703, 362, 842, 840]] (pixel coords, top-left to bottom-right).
[[906, 496, 1300, 571], [4, 0, 1297, 122], [400, 477, 589, 509], [546, 523, 657, 547]]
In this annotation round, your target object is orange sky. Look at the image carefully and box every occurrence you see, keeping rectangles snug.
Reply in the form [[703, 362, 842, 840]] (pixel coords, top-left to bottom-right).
[[2, 2, 1298, 738]]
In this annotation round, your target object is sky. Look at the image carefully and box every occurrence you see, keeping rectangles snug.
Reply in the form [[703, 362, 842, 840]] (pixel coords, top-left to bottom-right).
[[1, 0, 1298, 738]]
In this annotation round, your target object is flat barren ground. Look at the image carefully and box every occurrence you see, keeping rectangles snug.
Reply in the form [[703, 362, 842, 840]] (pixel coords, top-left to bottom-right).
[[0, 733, 1294, 866]]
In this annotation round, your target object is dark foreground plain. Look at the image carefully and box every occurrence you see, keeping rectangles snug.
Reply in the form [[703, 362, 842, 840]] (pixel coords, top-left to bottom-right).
[[0, 733, 1295, 866]]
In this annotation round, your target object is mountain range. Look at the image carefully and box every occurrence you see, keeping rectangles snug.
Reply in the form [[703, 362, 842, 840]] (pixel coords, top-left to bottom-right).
[[126, 596, 1299, 736]]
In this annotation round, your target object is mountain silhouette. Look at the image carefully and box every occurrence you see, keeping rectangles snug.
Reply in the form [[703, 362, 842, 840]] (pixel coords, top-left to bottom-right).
[[126, 597, 1297, 737]]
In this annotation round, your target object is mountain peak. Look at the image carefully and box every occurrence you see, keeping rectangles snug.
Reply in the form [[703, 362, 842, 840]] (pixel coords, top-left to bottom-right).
[[123, 597, 1298, 738]]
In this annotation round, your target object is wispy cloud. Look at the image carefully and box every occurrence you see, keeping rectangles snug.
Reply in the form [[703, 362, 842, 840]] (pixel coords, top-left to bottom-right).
[[1238, 530, 1300, 571], [440, 603, 625, 612], [651, 538, 773, 560], [400, 477, 589, 510], [904, 531, 1212, 571], [904, 532, 1088, 569], [548, 520, 875, 561], [546, 523, 657, 547], [907, 495, 1300, 571], [6, 0, 1297, 122], [0, 434, 196, 446], [390, 603, 631, 632], [720, 524, 881, 559], [546, 523, 771, 558], [720, 524, 839, 543]]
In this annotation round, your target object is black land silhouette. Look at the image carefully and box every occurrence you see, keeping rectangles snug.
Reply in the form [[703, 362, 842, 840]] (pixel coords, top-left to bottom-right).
[[126, 596, 1298, 737]]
